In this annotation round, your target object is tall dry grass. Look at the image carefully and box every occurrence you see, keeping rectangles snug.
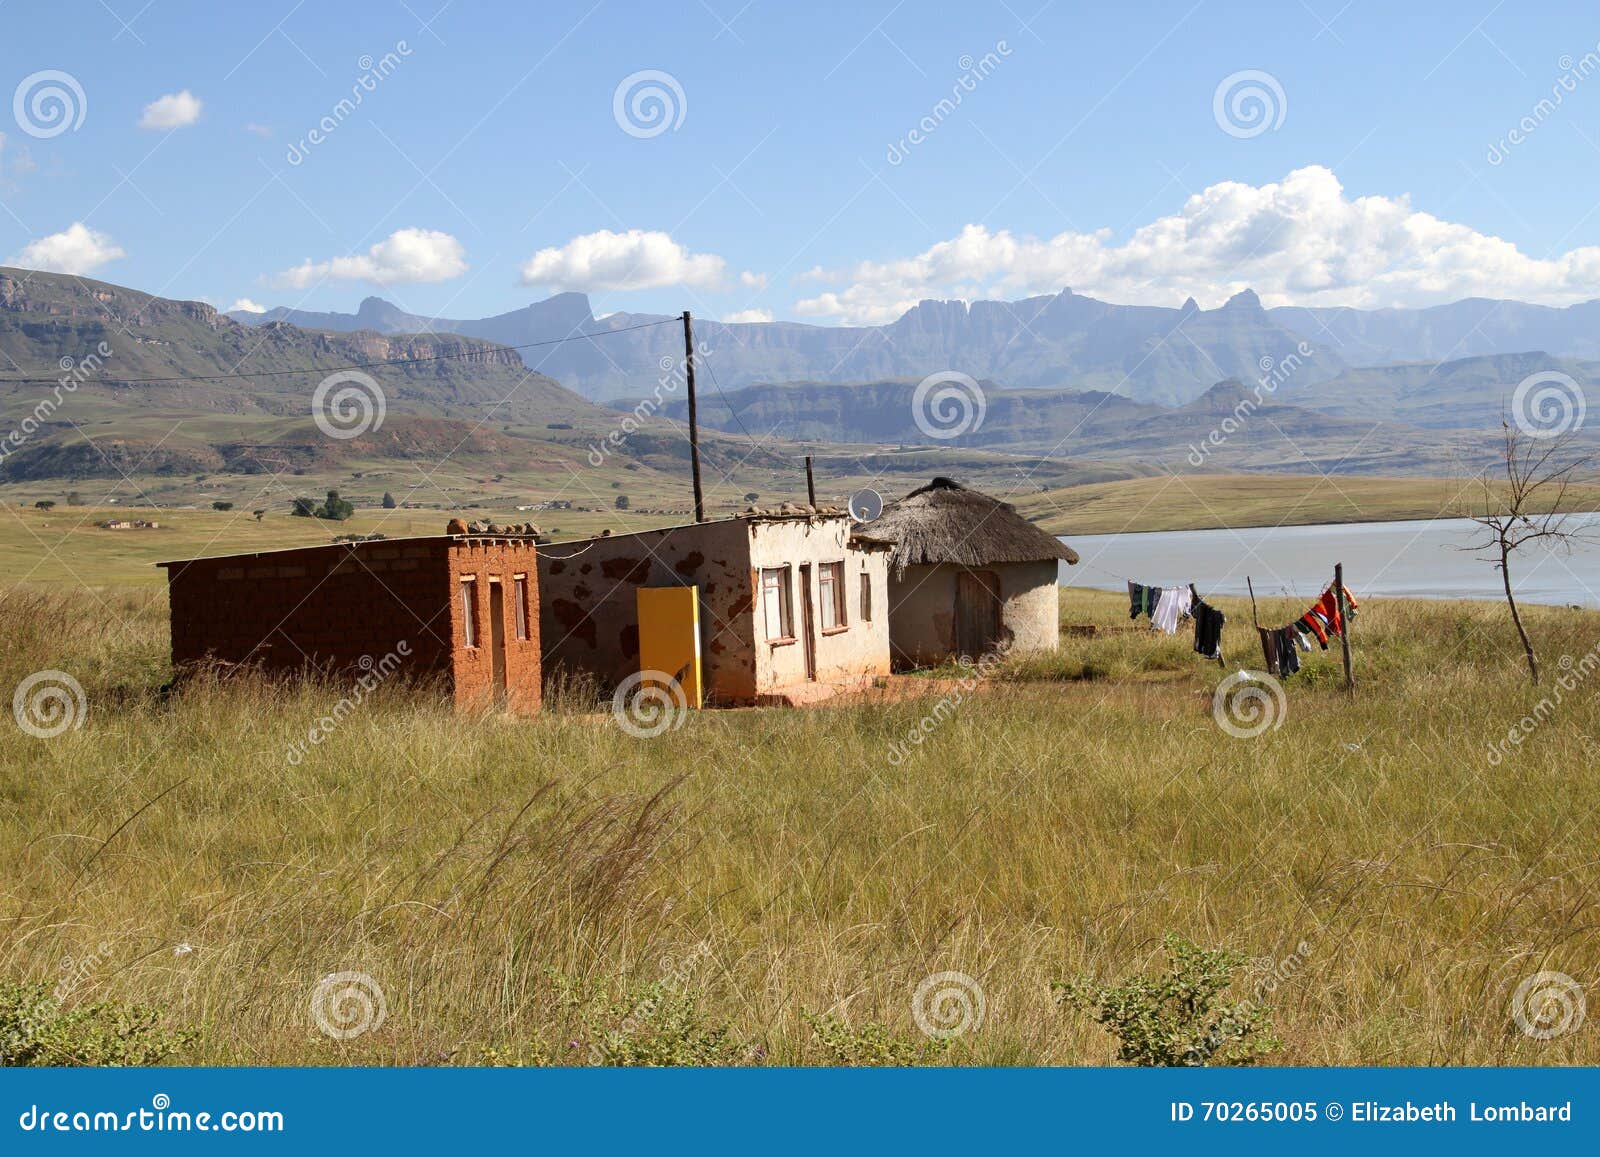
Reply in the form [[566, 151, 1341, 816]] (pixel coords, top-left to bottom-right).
[[1, 584, 1598, 1064]]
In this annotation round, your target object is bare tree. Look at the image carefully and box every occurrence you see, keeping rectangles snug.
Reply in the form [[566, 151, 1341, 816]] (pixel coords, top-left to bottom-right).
[[1462, 418, 1596, 683]]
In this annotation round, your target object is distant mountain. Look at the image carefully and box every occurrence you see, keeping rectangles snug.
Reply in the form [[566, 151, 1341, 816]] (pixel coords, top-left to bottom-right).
[[232, 288, 1347, 406], [232, 285, 1600, 407], [650, 375, 1489, 475], [1269, 299, 1600, 365], [1279, 351, 1600, 429], [0, 268, 654, 482]]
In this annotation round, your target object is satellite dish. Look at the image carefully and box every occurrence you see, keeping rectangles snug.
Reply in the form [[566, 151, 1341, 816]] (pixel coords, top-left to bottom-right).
[[848, 487, 883, 523]]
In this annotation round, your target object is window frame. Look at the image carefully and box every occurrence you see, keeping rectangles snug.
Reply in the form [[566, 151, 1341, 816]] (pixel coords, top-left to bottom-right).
[[818, 559, 848, 634], [760, 565, 794, 644], [512, 573, 529, 641], [460, 576, 478, 649], [859, 571, 873, 623]]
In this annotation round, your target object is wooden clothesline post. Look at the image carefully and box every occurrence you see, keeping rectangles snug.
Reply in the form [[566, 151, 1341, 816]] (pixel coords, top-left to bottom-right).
[[1246, 575, 1260, 628], [1335, 561, 1355, 697]]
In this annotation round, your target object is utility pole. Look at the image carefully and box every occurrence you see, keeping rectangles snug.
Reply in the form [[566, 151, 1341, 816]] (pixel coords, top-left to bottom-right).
[[682, 310, 705, 523], [805, 455, 816, 508]]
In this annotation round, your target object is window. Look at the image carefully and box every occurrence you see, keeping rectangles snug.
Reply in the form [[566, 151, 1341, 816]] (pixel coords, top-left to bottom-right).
[[460, 577, 478, 648], [761, 566, 793, 640], [860, 572, 873, 622], [819, 561, 846, 630], [513, 575, 529, 640]]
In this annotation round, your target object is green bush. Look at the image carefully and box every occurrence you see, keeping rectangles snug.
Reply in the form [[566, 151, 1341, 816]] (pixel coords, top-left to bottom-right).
[[556, 974, 742, 1066], [0, 982, 199, 1066], [804, 1012, 948, 1066], [1055, 934, 1280, 1066]]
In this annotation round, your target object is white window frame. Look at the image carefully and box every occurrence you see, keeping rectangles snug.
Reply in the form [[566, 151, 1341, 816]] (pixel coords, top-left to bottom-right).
[[818, 560, 847, 631], [761, 566, 793, 642]]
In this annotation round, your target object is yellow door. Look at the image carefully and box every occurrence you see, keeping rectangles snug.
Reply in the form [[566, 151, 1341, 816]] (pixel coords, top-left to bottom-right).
[[636, 586, 703, 708]]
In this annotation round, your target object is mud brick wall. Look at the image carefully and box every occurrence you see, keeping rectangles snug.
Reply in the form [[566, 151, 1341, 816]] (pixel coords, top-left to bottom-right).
[[537, 519, 756, 702], [163, 535, 542, 714]]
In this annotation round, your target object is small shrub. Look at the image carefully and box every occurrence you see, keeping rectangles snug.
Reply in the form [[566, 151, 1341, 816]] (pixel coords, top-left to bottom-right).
[[555, 974, 742, 1066], [804, 1012, 948, 1066], [0, 982, 199, 1067], [1055, 934, 1280, 1066]]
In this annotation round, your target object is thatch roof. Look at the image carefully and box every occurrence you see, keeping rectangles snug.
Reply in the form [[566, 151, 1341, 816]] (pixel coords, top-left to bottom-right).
[[858, 477, 1079, 576]]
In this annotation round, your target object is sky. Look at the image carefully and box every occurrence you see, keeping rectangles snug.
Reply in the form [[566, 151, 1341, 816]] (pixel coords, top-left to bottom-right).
[[6, 1, 1600, 327]]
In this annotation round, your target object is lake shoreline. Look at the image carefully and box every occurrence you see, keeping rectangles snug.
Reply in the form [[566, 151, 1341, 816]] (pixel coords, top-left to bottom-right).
[[1046, 509, 1600, 539]]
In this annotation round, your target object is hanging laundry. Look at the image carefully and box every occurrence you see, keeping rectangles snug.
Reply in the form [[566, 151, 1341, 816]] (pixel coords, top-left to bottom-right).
[[1192, 597, 1226, 661], [1339, 584, 1360, 619], [1151, 585, 1194, 634], [1276, 626, 1302, 676], [1127, 581, 1160, 621]]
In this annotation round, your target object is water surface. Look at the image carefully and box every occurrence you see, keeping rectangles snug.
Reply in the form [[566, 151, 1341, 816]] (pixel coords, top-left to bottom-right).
[[1058, 515, 1600, 608]]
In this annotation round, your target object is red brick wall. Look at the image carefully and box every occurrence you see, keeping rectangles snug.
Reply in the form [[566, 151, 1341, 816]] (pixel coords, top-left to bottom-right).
[[163, 535, 541, 714], [445, 539, 541, 713]]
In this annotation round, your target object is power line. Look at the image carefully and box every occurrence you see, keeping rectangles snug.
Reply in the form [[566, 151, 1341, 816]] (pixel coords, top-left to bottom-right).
[[0, 316, 680, 387]]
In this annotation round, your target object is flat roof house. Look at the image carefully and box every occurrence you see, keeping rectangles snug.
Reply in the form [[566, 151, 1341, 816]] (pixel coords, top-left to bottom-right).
[[864, 478, 1079, 667], [158, 533, 541, 713], [538, 511, 890, 705]]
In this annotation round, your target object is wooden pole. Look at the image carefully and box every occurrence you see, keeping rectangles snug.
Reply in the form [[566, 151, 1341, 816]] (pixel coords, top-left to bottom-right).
[[682, 311, 705, 523], [805, 455, 816, 508], [1335, 562, 1354, 696], [1246, 575, 1260, 628]]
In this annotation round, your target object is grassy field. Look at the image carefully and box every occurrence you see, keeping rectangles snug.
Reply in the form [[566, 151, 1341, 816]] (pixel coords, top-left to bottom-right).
[[1018, 473, 1600, 535], [3, 581, 1597, 1066]]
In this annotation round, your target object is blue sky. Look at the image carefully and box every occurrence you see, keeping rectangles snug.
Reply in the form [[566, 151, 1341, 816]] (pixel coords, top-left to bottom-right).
[[5, 1, 1600, 325]]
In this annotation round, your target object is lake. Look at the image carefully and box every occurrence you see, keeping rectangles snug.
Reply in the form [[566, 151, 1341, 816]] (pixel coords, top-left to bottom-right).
[[1058, 515, 1600, 608]]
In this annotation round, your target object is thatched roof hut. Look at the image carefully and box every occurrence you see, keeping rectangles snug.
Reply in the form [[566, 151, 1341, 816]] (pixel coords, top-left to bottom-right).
[[861, 477, 1077, 665], [861, 477, 1079, 578]]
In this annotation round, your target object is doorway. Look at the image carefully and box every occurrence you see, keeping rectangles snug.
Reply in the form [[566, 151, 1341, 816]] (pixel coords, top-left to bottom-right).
[[488, 578, 507, 702], [954, 569, 1003, 658], [798, 564, 817, 681]]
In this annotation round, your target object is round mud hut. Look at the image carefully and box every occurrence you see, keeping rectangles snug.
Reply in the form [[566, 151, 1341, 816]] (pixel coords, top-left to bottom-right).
[[860, 477, 1079, 667]]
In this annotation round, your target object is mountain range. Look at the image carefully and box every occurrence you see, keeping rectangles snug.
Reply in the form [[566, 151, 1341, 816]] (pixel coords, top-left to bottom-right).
[[230, 287, 1600, 406], [1, 266, 1592, 493]]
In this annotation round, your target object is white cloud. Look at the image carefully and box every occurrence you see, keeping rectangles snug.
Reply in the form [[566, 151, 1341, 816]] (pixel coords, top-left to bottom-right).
[[739, 271, 769, 291], [139, 90, 203, 130], [270, 228, 468, 288], [794, 165, 1600, 324], [723, 308, 773, 324], [6, 222, 125, 274], [229, 298, 267, 313], [519, 229, 729, 291], [244, 122, 273, 138]]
